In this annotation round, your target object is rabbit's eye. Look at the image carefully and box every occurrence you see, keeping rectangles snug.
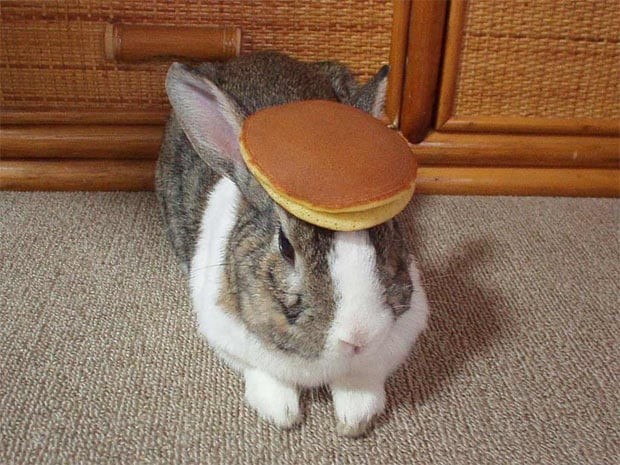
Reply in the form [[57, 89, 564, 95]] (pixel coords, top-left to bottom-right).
[[278, 229, 295, 265]]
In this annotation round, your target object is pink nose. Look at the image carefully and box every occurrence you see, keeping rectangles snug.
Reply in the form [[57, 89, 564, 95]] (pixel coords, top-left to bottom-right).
[[339, 339, 364, 355]]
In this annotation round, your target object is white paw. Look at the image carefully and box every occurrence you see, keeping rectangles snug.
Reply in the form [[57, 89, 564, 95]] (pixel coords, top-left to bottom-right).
[[331, 382, 386, 437], [244, 369, 301, 428]]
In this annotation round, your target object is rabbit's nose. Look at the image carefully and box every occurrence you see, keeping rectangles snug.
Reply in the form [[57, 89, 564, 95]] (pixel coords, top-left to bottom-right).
[[338, 338, 364, 355]]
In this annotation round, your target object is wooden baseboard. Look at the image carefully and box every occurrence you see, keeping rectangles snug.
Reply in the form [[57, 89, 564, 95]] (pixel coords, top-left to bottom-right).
[[1, 121, 618, 195], [4, 125, 618, 169], [2, 159, 618, 196], [1, 125, 162, 159], [0, 160, 155, 191], [416, 166, 619, 197], [411, 131, 620, 168]]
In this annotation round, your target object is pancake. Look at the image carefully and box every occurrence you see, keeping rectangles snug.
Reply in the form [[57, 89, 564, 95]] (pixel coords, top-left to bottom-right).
[[239, 100, 417, 230]]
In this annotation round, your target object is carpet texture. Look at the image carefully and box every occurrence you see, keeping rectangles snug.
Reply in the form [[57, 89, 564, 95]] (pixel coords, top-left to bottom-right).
[[1, 192, 618, 465]]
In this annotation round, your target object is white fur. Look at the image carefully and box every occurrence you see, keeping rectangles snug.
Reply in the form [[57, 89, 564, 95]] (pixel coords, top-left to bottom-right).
[[327, 231, 392, 353], [190, 181, 428, 431], [331, 377, 386, 435], [244, 368, 301, 428], [190, 177, 240, 314], [326, 231, 427, 432]]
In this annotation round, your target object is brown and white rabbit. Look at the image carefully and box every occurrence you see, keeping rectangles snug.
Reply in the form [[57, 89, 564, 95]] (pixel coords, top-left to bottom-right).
[[155, 52, 428, 437]]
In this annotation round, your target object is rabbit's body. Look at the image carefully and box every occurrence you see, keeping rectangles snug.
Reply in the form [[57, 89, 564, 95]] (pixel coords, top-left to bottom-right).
[[156, 52, 428, 436]]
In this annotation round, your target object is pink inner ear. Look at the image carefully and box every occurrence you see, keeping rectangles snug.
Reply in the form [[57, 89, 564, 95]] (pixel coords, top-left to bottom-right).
[[176, 75, 243, 166]]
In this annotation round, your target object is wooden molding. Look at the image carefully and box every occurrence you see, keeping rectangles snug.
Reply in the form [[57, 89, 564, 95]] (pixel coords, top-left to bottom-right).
[[104, 24, 240, 62], [4, 124, 617, 169], [438, 116, 620, 137], [416, 166, 620, 197], [1, 125, 163, 159], [2, 159, 617, 197], [0, 160, 155, 191], [411, 132, 620, 168], [399, 0, 448, 143], [1, 110, 169, 126], [386, 0, 412, 127]]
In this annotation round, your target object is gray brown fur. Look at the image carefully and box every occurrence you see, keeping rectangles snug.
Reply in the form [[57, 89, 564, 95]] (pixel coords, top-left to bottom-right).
[[369, 221, 414, 318], [155, 51, 413, 358], [156, 52, 367, 268], [219, 203, 336, 358]]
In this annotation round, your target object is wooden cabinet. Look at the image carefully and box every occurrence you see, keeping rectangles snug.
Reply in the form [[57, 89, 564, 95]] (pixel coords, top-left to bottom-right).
[[389, 0, 619, 196], [1, 0, 618, 195]]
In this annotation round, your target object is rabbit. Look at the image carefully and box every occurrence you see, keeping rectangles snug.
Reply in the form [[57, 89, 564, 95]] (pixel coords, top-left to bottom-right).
[[155, 51, 428, 437]]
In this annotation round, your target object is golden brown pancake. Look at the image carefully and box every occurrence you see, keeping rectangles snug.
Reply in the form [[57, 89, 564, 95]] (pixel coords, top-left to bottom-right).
[[240, 100, 417, 230]]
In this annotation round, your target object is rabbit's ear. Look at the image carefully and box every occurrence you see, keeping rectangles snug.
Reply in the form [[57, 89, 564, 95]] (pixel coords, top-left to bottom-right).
[[353, 65, 389, 119], [166, 62, 245, 180], [166, 63, 271, 209]]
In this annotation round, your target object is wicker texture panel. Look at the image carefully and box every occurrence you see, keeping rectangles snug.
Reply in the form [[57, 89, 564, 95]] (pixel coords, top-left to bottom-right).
[[455, 0, 620, 119], [0, 0, 393, 111]]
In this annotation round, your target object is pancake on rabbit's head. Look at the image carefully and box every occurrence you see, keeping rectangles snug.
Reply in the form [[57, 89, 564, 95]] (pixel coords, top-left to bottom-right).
[[239, 100, 417, 231]]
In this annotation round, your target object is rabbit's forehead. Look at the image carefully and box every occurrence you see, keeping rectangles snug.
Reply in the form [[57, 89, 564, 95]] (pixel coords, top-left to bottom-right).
[[284, 213, 335, 259]]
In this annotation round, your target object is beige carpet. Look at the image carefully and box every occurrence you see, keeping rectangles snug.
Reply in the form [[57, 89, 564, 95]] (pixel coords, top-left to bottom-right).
[[1, 192, 618, 465]]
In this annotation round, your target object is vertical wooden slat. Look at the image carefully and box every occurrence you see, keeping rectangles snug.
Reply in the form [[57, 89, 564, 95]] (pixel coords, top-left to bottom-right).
[[385, 0, 412, 127], [399, 0, 448, 143], [435, 0, 468, 129]]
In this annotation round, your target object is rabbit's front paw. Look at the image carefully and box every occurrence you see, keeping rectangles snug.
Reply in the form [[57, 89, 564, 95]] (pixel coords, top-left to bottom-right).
[[331, 380, 386, 437], [244, 368, 301, 428]]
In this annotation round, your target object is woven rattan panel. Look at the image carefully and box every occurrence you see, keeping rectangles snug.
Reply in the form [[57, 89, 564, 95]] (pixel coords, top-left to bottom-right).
[[0, 0, 393, 112], [454, 0, 620, 119]]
